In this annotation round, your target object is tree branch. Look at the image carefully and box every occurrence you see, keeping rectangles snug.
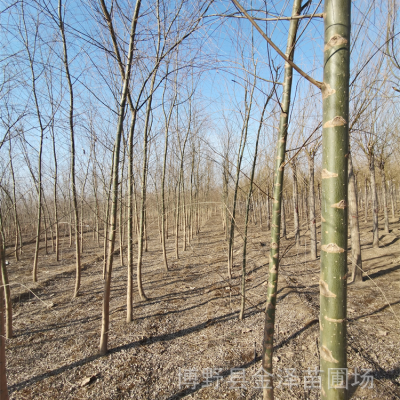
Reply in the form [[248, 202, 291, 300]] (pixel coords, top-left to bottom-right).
[[230, 0, 323, 89]]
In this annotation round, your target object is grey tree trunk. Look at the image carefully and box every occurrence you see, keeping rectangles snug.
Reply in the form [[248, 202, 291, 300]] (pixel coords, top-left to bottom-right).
[[379, 162, 389, 233], [25, 40, 44, 283], [364, 178, 368, 223], [0, 216, 12, 339], [281, 197, 287, 239], [58, 0, 81, 297], [99, 0, 141, 355], [127, 112, 137, 322], [308, 153, 317, 260], [239, 99, 268, 320], [291, 161, 300, 246], [390, 180, 396, 219], [369, 152, 379, 247], [137, 73, 157, 301], [227, 86, 254, 279], [0, 234, 9, 399], [8, 136, 20, 261], [51, 124, 60, 261], [348, 153, 363, 283]]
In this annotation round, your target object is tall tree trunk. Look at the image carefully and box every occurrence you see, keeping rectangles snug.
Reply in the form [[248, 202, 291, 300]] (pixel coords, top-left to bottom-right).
[[239, 99, 268, 320], [348, 153, 363, 283], [291, 161, 300, 246], [0, 214, 12, 338], [390, 180, 396, 219], [8, 136, 20, 261], [0, 234, 9, 400], [103, 174, 112, 279], [281, 197, 287, 239], [119, 141, 126, 266], [369, 152, 379, 247], [379, 162, 389, 233], [320, 0, 351, 398], [266, 187, 270, 231], [127, 111, 137, 322], [137, 72, 157, 301], [261, 1, 302, 398], [364, 177, 368, 223], [28, 62, 44, 283], [308, 153, 317, 260], [174, 99, 191, 259], [99, 0, 141, 355], [222, 156, 229, 240], [59, 0, 81, 296], [227, 86, 254, 279], [160, 79, 175, 272]]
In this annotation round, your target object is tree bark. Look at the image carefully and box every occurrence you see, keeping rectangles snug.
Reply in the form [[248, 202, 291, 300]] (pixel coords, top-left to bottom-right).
[[320, 0, 351, 398]]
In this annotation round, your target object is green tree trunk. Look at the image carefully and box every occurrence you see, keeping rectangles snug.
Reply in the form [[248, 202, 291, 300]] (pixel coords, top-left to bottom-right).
[[320, 0, 351, 398]]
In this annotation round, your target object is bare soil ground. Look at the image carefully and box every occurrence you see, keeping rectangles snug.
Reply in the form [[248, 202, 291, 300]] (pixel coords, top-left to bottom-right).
[[5, 210, 400, 399]]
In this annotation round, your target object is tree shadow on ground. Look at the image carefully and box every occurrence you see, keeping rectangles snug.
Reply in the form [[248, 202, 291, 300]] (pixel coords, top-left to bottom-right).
[[8, 301, 264, 395], [366, 265, 400, 280], [165, 321, 319, 399]]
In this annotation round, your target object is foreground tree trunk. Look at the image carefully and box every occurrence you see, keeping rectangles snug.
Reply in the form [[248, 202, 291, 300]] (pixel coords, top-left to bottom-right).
[[320, 0, 351, 398], [99, 0, 141, 355]]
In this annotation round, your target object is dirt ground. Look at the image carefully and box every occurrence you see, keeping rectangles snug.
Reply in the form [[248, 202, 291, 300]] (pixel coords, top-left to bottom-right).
[[4, 209, 400, 399]]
